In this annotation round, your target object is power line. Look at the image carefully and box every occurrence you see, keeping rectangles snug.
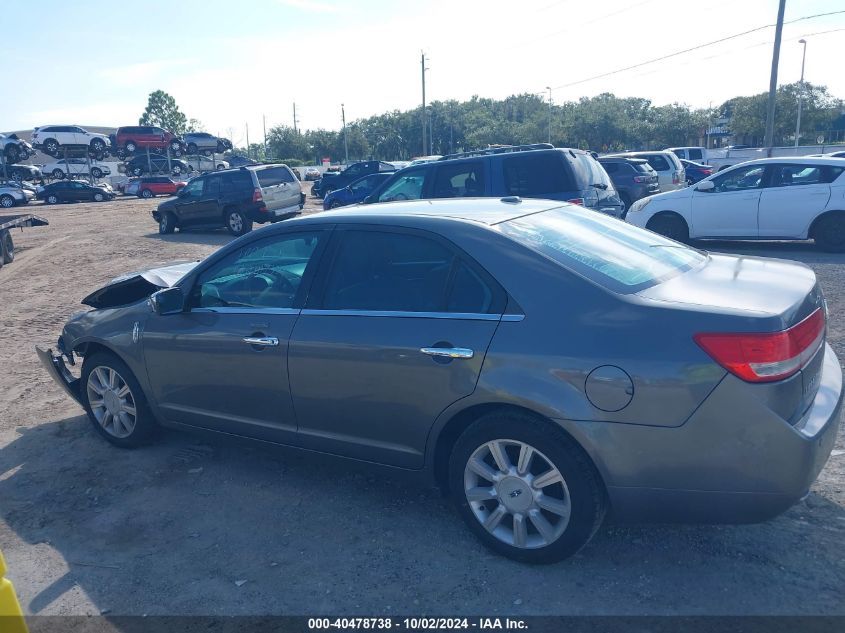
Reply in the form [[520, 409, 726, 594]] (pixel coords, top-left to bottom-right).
[[548, 9, 845, 90]]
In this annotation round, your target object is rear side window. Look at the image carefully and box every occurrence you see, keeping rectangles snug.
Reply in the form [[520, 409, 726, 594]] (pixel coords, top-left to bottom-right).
[[503, 154, 574, 196], [569, 153, 612, 189], [256, 167, 295, 187], [641, 155, 670, 171], [769, 164, 844, 186], [223, 171, 253, 192], [432, 162, 484, 198], [499, 207, 706, 293], [633, 162, 653, 174], [599, 162, 618, 174], [688, 149, 703, 161]]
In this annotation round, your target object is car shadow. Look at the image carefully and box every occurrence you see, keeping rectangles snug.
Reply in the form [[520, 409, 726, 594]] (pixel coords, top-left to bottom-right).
[[2, 416, 844, 615], [141, 230, 233, 247]]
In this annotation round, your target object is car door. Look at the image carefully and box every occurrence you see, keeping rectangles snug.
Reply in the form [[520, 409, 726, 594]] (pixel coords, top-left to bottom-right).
[[169, 178, 206, 226], [758, 164, 836, 238], [288, 226, 505, 469], [689, 163, 765, 238], [142, 229, 330, 443]]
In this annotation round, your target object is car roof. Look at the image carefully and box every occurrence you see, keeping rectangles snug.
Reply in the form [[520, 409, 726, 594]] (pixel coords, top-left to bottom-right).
[[607, 150, 674, 157], [598, 156, 648, 163], [294, 197, 567, 227], [725, 156, 845, 166]]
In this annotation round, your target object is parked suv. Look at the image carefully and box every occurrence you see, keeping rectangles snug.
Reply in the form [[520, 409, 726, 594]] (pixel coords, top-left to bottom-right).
[[312, 160, 397, 197], [126, 176, 187, 198], [597, 157, 659, 210], [31, 125, 111, 158], [1, 133, 34, 164], [365, 145, 624, 216], [112, 126, 185, 158], [184, 132, 233, 156], [124, 154, 190, 177], [41, 158, 111, 179], [605, 151, 686, 192], [152, 164, 303, 236]]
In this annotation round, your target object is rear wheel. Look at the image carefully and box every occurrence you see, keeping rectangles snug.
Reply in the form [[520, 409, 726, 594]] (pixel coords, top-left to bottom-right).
[[646, 213, 689, 243], [81, 352, 157, 448], [814, 215, 845, 252], [125, 141, 137, 153], [0, 194, 15, 208], [52, 169, 65, 179], [44, 139, 59, 156], [4, 146, 20, 164], [158, 211, 176, 234], [224, 207, 252, 236], [449, 411, 606, 564], [187, 143, 198, 155], [90, 138, 105, 153], [91, 167, 103, 178], [131, 166, 143, 177], [46, 194, 59, 204], [141, 188, 154, 198], [203, 150, 213, 157], [172, 165, 183, 176], [1, 230, 13, 263], [93, 192, 105, 202], [329, 199, 344, 209]]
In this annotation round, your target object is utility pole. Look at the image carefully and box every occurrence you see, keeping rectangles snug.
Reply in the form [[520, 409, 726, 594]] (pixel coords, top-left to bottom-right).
[[429, 108, 434, 155], [293, 102, 298, 134], [794, 39, 808, 148], [449, 102, 453, 155], [421, 51, 428, 156], [546, 86, 552, 144], [263, 114, 267, 159], [245, 122, 250, 158], [341, 103, 349, 164], [763, 0, 786, 150]]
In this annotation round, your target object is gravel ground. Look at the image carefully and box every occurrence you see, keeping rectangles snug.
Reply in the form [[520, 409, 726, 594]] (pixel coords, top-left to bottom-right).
[[0, 194, 844, 616]]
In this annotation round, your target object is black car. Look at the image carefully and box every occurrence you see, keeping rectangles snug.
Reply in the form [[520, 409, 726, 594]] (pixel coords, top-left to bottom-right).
[[125, 155, 190, 177], [365, 145, 624, 217], [37, 181, 115, 204], [311, 160, 397, 198], [152, 166, 302, 236], [2, 164, 43, 183], [596, 157, 659, 210]]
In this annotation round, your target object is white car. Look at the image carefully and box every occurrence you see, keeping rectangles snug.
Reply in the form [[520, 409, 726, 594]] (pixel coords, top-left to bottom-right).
[[626, 157, 845, 251], [605, 151, 686, 192], [0, 183, 35, 208], [185, 158, 229, 172], [31, 125, 111, 157], [41, 158, 111, 179]]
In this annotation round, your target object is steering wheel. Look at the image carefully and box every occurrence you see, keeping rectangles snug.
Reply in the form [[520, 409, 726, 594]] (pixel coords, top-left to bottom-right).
[[251, 268, 298, 295]]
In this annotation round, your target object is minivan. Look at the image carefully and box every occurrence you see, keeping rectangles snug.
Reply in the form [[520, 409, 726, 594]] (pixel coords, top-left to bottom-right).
[[364, 145, 623, 216]]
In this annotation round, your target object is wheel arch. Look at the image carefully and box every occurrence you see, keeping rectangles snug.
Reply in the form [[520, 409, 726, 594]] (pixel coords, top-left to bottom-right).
[[429, 402, 609, 500], [807, 209, 845, 239]]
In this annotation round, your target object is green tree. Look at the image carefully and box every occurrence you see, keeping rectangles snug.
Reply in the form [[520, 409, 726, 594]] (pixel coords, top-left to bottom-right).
[[139, 90, 188, 135]]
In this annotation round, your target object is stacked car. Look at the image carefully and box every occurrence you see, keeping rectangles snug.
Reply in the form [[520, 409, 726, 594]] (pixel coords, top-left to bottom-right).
[[31, 126, 111, 160]]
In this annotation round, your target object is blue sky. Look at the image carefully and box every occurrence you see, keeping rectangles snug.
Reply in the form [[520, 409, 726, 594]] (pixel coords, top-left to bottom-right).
[[3, 0, 844, 145]]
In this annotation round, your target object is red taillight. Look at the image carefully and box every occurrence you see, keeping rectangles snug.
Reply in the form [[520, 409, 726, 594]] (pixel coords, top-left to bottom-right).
[[633, 175, 652, 183], [252, 187, 263, 203], [694, 308, 825, 383], [702, 169, 713, 175], [567, 198, 585, 206]]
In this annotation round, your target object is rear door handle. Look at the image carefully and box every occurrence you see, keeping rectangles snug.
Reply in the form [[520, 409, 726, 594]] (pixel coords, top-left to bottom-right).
[[243, 336, 279, 347], [420, 347, 474, 359]]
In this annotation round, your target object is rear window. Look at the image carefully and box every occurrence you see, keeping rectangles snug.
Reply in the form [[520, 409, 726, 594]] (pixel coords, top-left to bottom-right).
[[503, 153, 574, 196], [633, 162, 653, 174], [639, 154, 670, 171], [499, 207, 706, 293], [568, 153, 612, 189], [256, 166, 295, 187]]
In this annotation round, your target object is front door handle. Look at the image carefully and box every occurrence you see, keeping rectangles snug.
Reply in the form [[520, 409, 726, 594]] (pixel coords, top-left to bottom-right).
[[243, 336, 279, 347], [420, 347, 474, 359]]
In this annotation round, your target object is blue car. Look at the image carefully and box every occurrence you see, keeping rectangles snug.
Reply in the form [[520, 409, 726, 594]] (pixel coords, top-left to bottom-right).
[[322, 172, 393, 210]]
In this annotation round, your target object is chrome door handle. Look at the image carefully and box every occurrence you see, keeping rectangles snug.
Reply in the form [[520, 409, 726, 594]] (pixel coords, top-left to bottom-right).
[[420, 347, 474, 359], [243, 336, 279, 347]]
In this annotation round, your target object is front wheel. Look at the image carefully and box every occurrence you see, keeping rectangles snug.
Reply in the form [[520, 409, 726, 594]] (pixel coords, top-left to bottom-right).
[[449, 411, 606, 564], [93, 192, 105, 202], [91, 139, 105, 153], [646, 213, 689, 243], [814, 215, 845, 252], [225, 208, 252, 236], [125, 141, 137, 153], [46, 194, 59, 204], [81, 353, 157, 447], [4, 146, 20, 164], [141, 189, 154, 198], [52, 169, 65, 179], [91, 168, 103, 178], [0, 194, 15, 208], [172, 165, 183, 175], [131, 167, 143, 177], [187, 143, 198, 155], [158, 211, 176, 234]]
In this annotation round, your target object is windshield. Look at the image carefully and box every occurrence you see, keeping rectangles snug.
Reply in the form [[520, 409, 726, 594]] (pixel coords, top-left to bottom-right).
[[499, 206, 706, 293]]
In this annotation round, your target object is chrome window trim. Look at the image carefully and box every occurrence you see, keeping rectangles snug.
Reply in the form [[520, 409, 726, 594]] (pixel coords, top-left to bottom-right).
[[301, 309, 524, 322], [192, 307, 301, 315]]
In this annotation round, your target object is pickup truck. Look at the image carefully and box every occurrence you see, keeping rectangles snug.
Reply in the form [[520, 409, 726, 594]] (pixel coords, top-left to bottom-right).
[[0, 213, 48, 269], [669, 145, 845, 172], [311, 160, 397, 198]]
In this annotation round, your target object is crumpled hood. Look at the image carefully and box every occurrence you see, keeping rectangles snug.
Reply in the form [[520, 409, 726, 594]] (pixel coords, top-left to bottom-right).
[[81, 261, 199, 309]]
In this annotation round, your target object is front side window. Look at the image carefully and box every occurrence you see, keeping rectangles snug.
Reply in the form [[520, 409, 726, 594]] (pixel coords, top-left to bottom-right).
[[711, 165, 765, 192], [181, 179, 204, 198], [499, 206, 706, 293], [432, 162, 485, 198], [194, 232, 322, 309], [503, 154, 573, 196], [378, 168, 427, 202], [350, 175, 378, 193]]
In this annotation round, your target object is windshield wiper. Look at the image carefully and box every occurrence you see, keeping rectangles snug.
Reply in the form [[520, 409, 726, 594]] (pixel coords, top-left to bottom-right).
[[592, 183, 608, 190]]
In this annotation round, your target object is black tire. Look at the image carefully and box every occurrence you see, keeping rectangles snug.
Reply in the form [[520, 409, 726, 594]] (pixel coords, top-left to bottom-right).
[[814, 214, 845, 252], [329, 199, 344, 209], [2, 230, 14, 264], [0, 194, 15, 209], [646, 213, 689, 243], [224, 207, 252, 236], [216, 142, 226, 154], [93, 192, 105, 202], [132, 166, 143, 177], [52, 169, 65, 179], [116, 148, 127, 160], [80, 352, 157, 448], [203, 149, 213, 157], [125, 141, 137, 153], [170, 140, 182, 154], [90, 139, 105, 153], [91, 168, 103, 178], [44, 139, 59, 156], [4, 145, 20, 164], [187, 143, 198, 155], [141, 189, 154, 198], [172, 165, 183, 176], [448, 411, 606, 564], [46, 194, 59, 205], [158, 211, 176, 234]]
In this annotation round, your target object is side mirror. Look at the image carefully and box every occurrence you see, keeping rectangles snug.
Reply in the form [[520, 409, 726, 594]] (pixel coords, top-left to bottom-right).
[[696, 180, 715, 192], [149, 287, 185, 315]]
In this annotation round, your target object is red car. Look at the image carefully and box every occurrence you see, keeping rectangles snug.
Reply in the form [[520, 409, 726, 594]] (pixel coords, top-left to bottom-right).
[[111, 126, 185, 158], [127, 176, 187, 198]]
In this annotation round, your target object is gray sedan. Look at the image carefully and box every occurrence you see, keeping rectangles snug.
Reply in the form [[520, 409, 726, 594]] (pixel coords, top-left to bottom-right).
[[37, 198, 843, 563]]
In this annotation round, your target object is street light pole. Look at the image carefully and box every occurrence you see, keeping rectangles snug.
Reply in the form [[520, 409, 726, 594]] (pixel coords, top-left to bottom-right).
[[546, 86, 552, 144], [341, 103, 349, 164], [794, 38, 807, 148]]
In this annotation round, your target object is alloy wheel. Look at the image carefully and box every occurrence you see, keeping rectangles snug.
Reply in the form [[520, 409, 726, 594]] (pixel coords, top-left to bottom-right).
[[86, 366, 137, 439], [0, 195, 14, 208], [228, 212, 243, 233], [463, 439, 571, 549]]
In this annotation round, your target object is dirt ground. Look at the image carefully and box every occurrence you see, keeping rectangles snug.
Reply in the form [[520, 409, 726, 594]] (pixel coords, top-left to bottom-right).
[[1, 193, 844, 616]]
